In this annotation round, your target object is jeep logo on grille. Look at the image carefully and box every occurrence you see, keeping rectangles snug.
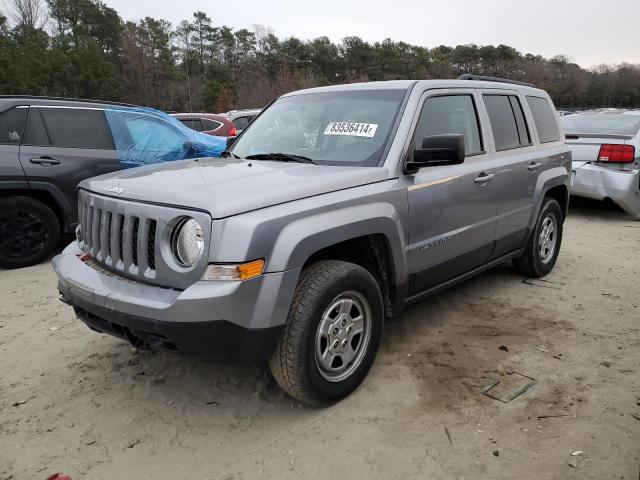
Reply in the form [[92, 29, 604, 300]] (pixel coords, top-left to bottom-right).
[[109, 185, 126, 195]]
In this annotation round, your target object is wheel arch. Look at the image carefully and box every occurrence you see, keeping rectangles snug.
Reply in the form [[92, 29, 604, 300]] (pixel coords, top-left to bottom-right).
[[530, 168, 570, 230], [0, 185, 70, 232], [544, 184, 569, 219], [266, 203, 408, 318]]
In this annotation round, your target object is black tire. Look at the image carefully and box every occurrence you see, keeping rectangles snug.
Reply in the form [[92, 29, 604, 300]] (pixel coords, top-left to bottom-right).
[[513, 197, 563, 277], [269, 260, 384, 406], [0, 196, 61, 269]]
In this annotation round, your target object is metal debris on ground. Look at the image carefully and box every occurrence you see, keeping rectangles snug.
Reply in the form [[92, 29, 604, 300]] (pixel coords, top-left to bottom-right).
[[481, 371, 536, 403], [444, 427, 453, 446], [522, 277, 565, 290], [568, 450, 585, 468]]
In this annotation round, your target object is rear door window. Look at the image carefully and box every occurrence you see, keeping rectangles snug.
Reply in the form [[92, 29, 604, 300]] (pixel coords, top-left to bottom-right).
[[39, 108, 115, 149], [526, 96, 561, 143], [484, 95, 531, 151], [202, 119, 222, 131], [0, 107, 28, 145], [178, 118, 204, 131], [122, 114, 186, 152], [414, 95, 483, 155]]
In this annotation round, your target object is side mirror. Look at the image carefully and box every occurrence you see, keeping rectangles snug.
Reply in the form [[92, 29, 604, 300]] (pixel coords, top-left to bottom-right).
[[404, 134, 465, 174], [226, 136, 237, 148]]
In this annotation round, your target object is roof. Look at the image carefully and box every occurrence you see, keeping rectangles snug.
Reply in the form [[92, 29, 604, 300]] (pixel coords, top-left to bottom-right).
[[171, 112, 228, 120], [282, 79, 547, 97], [0, 95, 138, 109], [220, 109, 262, 119]]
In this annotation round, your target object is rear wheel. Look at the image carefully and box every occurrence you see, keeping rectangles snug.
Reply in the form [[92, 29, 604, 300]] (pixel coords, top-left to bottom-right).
[[269, 260, 384, 406], [513, 197, 563, 277], [0, 196, 61, 269]]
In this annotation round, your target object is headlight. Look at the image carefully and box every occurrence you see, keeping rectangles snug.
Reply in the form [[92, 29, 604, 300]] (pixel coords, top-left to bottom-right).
[[172, 218, 204, 267]]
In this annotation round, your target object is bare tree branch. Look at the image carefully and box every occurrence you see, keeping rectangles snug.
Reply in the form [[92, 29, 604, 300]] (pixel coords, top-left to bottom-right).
[[2, 0, 47, 30]]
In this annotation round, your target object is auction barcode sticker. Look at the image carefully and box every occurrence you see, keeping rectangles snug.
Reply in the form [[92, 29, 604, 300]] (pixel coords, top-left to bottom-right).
[[324, 122, 378, 138]]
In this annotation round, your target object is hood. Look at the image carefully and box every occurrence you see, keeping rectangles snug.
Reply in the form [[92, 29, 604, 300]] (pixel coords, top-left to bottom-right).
[[80, 157, 390, 219]]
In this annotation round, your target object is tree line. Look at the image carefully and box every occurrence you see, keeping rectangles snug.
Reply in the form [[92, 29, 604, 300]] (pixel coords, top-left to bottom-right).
[[2, 0, 639, 112]]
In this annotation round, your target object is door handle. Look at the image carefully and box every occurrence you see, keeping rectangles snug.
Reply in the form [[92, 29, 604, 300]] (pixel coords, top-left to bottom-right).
[[528, 162, 543, 171], [474, 173, 494, 184], [30, 157, 60, 166]]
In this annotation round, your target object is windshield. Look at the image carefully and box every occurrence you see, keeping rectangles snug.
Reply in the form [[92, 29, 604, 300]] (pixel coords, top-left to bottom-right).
[[230, 89, 407, 166], [562, 113, 640, 136]]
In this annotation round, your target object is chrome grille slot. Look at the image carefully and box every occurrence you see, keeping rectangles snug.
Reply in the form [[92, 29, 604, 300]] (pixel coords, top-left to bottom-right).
[[98, 211, 111, 261], [147, 220, 156, 270], [117, 214, 124, 264], [77, 189, 211, 289], [132, 217, 139, 267], [85, 205, 93, 251], [91, 208, 101, 256], [110, 213, 122, 265]]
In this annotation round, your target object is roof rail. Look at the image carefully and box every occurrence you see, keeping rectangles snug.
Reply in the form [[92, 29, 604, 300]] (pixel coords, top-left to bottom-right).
[[458, 74, 534, 88], [0, 95, 139, 108]]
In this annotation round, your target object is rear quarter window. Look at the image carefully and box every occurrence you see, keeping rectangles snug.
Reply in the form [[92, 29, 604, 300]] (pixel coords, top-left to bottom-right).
[[39, 108, 115, 149], [526, 96, 561, 143]]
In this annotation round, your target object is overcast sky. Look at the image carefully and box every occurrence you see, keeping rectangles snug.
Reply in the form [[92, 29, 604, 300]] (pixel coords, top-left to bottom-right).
[[104, 0, 639, 68]]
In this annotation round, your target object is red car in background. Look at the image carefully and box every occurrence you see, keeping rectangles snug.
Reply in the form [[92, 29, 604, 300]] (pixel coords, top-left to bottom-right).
[[171, 113, 237, 136]]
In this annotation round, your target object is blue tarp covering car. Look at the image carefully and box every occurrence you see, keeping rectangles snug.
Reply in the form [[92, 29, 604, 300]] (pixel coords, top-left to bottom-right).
[[104, 106, 226, 169]]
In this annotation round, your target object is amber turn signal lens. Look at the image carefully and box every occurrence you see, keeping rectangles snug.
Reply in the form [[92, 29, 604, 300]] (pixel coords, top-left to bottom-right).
[[237, 259, 265, 280], [201, 259, 265, 281]]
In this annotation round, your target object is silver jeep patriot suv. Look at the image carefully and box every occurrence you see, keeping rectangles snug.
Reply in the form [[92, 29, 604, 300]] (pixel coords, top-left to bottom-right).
[[53, 76, 571, 406]]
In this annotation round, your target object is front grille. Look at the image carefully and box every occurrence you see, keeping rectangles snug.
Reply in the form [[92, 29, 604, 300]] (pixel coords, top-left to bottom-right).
[[79, 200, 156, 275], [77, 189, 211, 290]]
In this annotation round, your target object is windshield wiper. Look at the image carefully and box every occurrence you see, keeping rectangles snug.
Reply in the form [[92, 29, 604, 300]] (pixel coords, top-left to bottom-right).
[[245, 153, 316, 164]]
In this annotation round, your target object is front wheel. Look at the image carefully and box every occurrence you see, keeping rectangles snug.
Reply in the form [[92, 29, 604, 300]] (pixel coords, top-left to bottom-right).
[[0, 196, 61, 269], [513, 197, 563, 277], [269, 260, 384, 406]]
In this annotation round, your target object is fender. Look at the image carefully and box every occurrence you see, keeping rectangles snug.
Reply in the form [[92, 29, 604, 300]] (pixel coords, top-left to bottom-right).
[[267, 202, 408, 286], [528, 165, 570, 230]]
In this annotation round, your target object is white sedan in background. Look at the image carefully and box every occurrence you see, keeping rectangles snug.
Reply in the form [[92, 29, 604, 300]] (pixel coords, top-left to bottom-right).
[[563, 110, 640, 219]]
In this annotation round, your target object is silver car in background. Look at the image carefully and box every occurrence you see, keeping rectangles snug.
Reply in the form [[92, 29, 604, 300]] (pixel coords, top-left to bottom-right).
[[563, 110, 640, 219], [220, 108, 262, 134]]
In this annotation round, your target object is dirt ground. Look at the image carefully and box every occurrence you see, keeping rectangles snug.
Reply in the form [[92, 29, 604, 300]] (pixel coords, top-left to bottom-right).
[[1, 197, 639, 480]]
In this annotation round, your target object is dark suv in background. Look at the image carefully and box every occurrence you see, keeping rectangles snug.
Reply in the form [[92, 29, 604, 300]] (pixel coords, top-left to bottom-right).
[[0, 96, 225, 269]]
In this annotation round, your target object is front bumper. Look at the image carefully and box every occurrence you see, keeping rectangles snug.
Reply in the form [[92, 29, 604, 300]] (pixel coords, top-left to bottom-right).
[[571, 162, 640, 219], [52, 243, 301, 362]]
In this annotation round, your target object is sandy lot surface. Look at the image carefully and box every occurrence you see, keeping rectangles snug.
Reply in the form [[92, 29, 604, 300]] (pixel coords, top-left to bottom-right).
[[1, 197, 639, 480]]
